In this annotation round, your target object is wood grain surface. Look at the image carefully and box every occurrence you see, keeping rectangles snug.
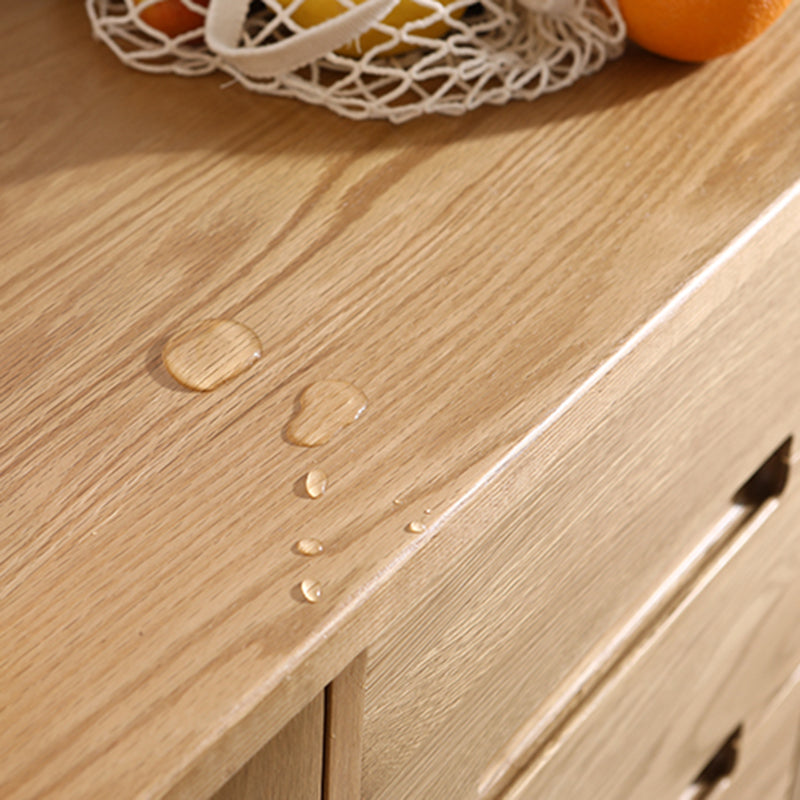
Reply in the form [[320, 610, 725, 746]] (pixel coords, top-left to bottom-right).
[[1, 1, 799, 797]]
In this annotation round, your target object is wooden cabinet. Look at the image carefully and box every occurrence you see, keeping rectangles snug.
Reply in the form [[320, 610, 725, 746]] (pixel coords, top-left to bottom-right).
[[361, 196, 800, 799], [705, 666, 800, 800], [2, 2, 799, 799]]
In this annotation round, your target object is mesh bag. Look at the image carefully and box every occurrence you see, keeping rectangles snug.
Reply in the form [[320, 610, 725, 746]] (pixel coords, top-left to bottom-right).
[[86, 0, 625, 122]]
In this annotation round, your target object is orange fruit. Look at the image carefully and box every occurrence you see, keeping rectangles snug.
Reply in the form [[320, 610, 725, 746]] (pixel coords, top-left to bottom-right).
[[134, 0, 209, 37], [617, 0, 792, 62]]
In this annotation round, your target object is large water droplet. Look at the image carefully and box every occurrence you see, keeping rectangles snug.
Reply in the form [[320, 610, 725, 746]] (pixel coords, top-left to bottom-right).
[[287, 381, 367, 446], [162, 319, 261, 391]]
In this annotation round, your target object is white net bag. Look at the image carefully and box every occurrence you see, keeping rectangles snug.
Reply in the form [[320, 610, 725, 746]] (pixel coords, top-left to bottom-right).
[[86, 0, 625, 122]]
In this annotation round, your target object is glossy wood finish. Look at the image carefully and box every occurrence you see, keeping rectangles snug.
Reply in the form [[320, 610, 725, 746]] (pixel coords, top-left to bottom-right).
[[1, 1, 799, 797]]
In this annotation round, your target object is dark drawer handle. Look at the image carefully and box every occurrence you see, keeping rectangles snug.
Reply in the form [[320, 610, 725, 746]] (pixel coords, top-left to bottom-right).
[[681, 725, 742, 800], [733, 436, 791, 507]]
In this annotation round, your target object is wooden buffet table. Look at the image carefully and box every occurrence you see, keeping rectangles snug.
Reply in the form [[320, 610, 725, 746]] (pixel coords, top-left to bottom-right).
[[2, 2, 800, 798]]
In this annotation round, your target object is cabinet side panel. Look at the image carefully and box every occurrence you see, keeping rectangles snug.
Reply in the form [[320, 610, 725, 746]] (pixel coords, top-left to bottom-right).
[[211, 693, 324, 800]]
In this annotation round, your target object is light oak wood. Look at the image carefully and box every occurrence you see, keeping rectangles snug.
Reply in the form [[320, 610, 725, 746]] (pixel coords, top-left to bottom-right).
[[1, 1, 799, 798], [210, 693, 324, 800], [706, 665, 800, 800], [500, 481, 800, 800], [360, 193, 800, 799], [324, 651, 368, 800]]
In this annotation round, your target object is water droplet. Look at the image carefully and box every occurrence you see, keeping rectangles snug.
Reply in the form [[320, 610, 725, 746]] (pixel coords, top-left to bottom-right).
[[406, 521, 426, 534], [304, 470, 328, 499], [162, 319, 261, 391], [424, 508, 432, 515], [393, 497, 404, 506], [296, 538, 324, 556], [301, 578, 323, 603], [287, 381, 367, 447]]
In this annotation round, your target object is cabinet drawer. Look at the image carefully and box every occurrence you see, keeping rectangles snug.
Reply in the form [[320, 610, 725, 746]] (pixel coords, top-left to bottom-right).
[[361, 201, 800, 799], [705, 663, 800, 800], [500, 476, 800, 800]]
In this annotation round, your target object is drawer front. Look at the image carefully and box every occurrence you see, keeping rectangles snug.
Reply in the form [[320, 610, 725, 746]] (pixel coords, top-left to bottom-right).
[[362, 203, 800, 798], [501, 477, 800, 800], [707, 664, 800, 800]]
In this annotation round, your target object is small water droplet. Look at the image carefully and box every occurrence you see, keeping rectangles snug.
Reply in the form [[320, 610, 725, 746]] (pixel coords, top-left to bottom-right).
[[287, 380, 367, 447], [406, 521, 426, 534], [296, 538, 324, 556], [301, 578, 322, 603], [393, 497, 404, 506], [162, 319, 261, 391], [424, 508, 432, 515], [304, 470, 328, 499]]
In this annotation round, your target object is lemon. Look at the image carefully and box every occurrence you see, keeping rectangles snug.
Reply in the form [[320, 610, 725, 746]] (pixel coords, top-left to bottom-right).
[[280, 0, 464, 57]]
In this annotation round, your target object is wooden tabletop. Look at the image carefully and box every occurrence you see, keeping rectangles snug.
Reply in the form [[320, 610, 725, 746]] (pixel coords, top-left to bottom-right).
[[2, 2, 799, 797]]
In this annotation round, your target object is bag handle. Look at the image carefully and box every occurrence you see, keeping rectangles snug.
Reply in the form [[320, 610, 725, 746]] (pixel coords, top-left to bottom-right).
[[513, 0, 579, 14], [204, 0, 401, 77]]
